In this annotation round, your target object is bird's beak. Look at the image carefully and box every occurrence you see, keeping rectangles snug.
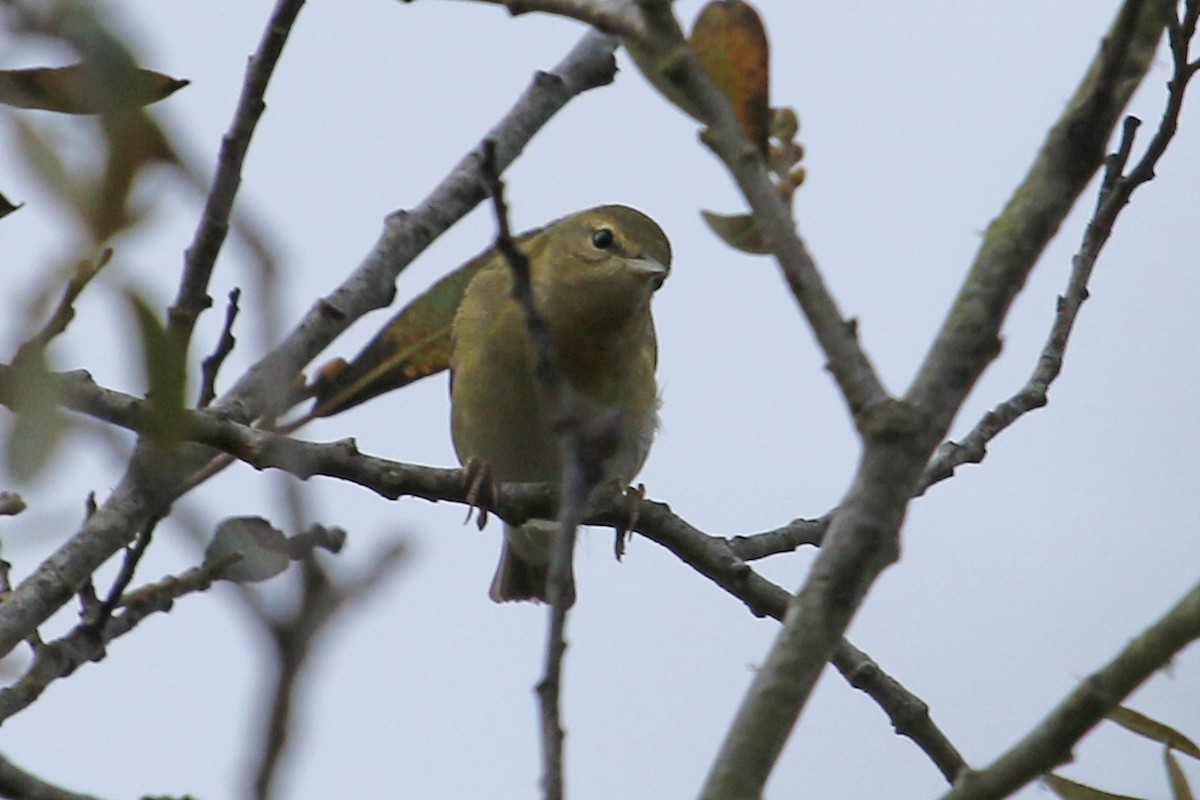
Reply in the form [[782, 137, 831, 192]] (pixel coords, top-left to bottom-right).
[[627, 256, 669, 290]]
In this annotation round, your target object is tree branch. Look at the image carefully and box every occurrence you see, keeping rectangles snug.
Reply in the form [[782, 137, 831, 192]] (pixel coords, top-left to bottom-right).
[[0, 553, 239, 724], [695, 3, 1170, 797], [919, 0, 1198, 495], [198, 288, 243, 408], [166, 0, 306, 347], [250, 544, 407, 800], [938, 580, 1200, 800], [0, 362, 967, 782]]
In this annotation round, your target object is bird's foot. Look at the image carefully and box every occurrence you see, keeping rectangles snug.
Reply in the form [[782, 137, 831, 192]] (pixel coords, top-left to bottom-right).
[[461, 458, 497, 531], [613, 482, 646, 561]]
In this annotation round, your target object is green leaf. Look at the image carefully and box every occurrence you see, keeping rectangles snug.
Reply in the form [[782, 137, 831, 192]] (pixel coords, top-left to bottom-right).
[[126, 291, 188, 443], [1043, 774, 1149, 800], [0, 64, 188, 114], [1166, 749, 1196, 800], [3, 354, 68, 481], [11, 116, 86, 222], [1109, 707, 1200, 759]]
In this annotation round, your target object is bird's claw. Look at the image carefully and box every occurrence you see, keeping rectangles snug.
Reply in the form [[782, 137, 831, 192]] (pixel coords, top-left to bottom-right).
[[462, 458, 497, 530], [613, 482, 646, 561]]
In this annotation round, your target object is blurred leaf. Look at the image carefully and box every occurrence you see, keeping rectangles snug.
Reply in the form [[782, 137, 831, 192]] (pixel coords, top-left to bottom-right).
[[701, 209, 772, 255], [3, 354, 69, 481], [11, 105, 173, 244], [690, 0, 771, 155], [126, 292, 188, 444], [1044, 774, 1148, 800], [1109, 707, 1200, 758], [0, 64, 188, 114], [0, 191, 21, 220], [90, 109, 173, 242], [1166, 749, 1195, 800], [312, 249, 492, 416], [204, 517, 291, 584], [11, 116, 83, 219]]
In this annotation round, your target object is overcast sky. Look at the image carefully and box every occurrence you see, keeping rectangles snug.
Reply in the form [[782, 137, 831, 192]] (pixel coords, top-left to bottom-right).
[[2, 2, 1198, 799]]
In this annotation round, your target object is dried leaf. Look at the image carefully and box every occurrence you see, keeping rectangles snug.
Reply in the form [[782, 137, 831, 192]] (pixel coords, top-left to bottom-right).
[[0, 64, 188, 114], [701, 209, 771, 255], [690, 0, 771, 155], [1043, 774, 1149, 800], [1109, 707, 1200, 759]]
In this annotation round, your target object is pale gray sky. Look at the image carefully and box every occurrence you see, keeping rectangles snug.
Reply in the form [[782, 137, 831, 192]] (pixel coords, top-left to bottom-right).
[[2, 2, 1198, 799]]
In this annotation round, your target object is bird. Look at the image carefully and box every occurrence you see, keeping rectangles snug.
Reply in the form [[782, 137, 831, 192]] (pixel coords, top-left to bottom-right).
[[449, 204, 671, 602]]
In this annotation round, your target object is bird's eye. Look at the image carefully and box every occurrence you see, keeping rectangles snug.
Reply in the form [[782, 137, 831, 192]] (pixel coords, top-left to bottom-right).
[[591, 228, 615, 249]]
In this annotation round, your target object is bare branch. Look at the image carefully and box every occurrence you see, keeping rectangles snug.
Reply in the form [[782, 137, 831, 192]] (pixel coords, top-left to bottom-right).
[[463, 0, 645, 38], [249, 543, 407, 800], [167, 0, 306, 347], [920, 0, 1199, 494], [939, 580, 1200, 800], [697, 3, 1171, 797], [0, 360, 968, 781], [198, 288, 242, 408], [11, 249, 113, 366], [480, 141, 603, 800], [0, 553, 239, 724]]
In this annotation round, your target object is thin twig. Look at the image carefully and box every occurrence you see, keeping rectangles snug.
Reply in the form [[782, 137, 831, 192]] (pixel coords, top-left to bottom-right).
[[0, 552, 240, 724], [249, 543, 407, 800], [87, 521, 154, 631], [198, 288, 242, 408], [167, 0, 306, 347], [919, 0, 1199, 496], [12, 249, 113, 366], [480, 140, 596, 800]]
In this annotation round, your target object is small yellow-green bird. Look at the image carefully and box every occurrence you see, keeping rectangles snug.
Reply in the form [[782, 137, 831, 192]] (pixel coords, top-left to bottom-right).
[[450, 205, 671, 602]]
